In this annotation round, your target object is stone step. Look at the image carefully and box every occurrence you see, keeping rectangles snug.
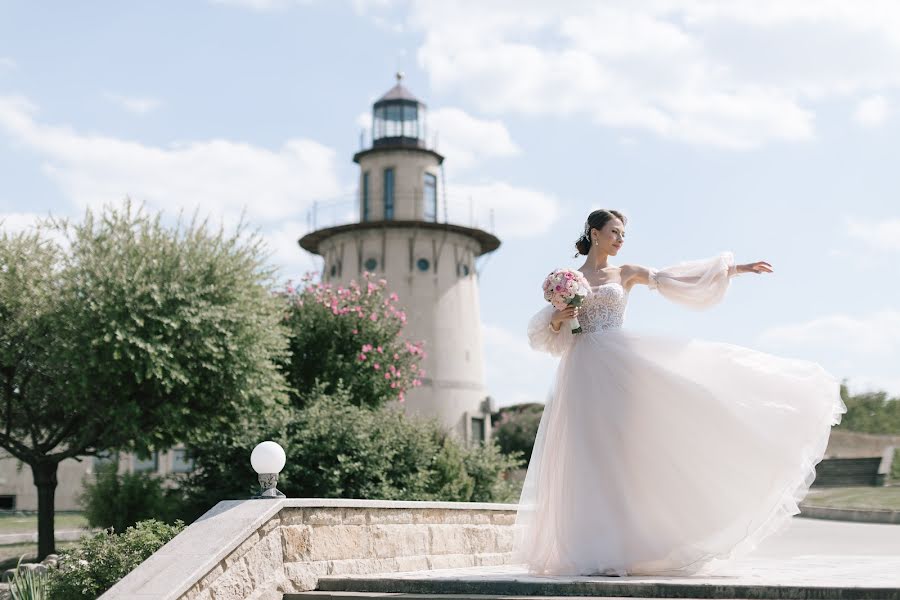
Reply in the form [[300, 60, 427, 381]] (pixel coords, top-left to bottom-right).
[[290, 593, 755, 600], [301, 575, 900, 599]]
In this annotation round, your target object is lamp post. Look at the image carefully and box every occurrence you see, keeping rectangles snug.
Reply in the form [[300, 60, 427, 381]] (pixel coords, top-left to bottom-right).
[[250, 441, 286, 499]]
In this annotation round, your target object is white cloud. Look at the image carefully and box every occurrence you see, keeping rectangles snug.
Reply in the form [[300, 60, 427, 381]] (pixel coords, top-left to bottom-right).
[[430, 107, 520, 170], [853, 95, 889, 127], [0, 95, 348, 274], [0, 95, 343, 227], [104, 93, 162, 116], [444, 181, 561, 239], [758, 310, 900, 397], [759, 310, 900, 356], [0, 212, 46, 234], [343, 1, 900, 149], [846, 217, 900, 251]]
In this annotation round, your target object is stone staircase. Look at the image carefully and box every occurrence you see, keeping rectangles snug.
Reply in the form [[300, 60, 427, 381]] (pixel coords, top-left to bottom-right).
[[288, 572, 900, 599], [812, 457, 883, 486]]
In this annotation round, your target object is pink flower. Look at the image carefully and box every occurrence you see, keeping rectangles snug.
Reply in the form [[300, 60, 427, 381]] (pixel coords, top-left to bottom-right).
[[384, 373, 391, 379], [359, 353, 367, 361], [369, 313, 378, 321], [373, 363, 380, 370], [390, 382, 397, 388], [376, 346, 383, 353]]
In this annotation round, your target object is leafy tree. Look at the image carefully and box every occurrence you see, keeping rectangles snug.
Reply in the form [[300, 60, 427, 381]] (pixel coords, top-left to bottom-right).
[[835, 382, 900, 434], [0, 203, 288, 558]]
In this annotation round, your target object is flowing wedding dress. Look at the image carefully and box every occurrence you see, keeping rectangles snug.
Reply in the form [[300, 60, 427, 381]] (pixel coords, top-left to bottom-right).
[[512, 251, 847, 577]]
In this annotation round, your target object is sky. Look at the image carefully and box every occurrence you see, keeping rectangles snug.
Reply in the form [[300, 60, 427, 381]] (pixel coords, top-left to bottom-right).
[[1, 1, 898, 408]]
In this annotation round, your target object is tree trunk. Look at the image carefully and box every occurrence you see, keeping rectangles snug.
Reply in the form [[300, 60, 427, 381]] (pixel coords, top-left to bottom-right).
[[32, 461, 58, 560]]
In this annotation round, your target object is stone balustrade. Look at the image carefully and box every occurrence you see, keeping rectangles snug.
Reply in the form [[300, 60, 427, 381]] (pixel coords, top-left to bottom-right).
[[99, 498, 519, 600]]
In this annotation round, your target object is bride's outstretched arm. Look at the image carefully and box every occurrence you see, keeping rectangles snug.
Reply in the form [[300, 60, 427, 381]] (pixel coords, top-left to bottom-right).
[[623, 252, 773, 309]]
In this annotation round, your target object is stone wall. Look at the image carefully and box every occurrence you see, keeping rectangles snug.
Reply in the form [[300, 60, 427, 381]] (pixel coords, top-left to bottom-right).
[[100, 499, 518, 600]]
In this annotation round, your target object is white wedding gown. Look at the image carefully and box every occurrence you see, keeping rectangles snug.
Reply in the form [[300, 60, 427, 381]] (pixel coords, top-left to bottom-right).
[[513, 252, 847, 577]]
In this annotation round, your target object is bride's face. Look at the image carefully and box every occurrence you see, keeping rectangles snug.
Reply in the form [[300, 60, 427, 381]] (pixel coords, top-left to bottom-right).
[[592, 218, 626, 256]]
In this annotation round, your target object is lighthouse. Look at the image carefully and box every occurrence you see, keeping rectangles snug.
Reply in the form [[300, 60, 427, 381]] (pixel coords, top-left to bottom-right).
[[298, 74, 501, 445]]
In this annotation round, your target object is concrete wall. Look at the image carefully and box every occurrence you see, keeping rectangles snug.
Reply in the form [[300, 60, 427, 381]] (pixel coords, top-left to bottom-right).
[[100, 498, 518, 600]]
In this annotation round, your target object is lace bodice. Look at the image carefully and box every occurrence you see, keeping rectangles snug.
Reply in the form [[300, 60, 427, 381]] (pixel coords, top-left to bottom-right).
[[579, 283, 628, 334], [527, 252, 737, 358]]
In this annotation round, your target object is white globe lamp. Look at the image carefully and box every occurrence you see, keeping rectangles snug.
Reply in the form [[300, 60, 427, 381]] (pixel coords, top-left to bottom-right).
[[250, 441, 287, 499]]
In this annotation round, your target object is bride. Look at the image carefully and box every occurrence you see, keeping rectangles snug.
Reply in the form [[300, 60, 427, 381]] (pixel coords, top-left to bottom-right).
[[512, 209, 847, 577]]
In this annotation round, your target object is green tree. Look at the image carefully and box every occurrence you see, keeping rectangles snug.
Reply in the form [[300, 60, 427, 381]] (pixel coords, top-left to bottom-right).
[[0, 203, 288, 558], [835, 382, 900, 434]]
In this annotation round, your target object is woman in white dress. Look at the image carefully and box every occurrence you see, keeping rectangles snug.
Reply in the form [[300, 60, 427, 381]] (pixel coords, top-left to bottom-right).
[[512, 209, 847, 577]]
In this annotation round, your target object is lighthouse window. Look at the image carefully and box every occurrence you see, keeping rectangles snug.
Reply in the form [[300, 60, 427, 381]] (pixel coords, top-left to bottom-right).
[[423, 173, 437, 222], [458, 262, 470, 277], [330, 264, 337, 277], [365, 257, 378, 272], [362, 171, 370, 222], [384, 168, 394, 220], [416, 258, 430, 272]]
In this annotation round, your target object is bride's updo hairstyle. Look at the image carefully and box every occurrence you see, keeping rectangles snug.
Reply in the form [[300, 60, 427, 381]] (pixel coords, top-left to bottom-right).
[[573, 209, 627, 257]]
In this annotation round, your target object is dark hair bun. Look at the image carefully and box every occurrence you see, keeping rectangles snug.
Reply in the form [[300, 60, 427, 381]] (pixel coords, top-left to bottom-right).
[[572, 209, 626, 258]]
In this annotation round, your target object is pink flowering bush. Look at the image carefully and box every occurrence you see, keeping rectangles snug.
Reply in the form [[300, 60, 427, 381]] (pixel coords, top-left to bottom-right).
[[279, 271, 426, 409]]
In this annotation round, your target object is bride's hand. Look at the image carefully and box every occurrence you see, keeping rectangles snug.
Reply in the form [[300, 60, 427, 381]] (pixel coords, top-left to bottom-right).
[[552, 305, 579, 326], [740, 261, 774, 274]]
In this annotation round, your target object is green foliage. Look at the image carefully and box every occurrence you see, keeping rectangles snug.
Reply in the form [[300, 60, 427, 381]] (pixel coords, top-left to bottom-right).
[[892, 448, 900, 483], [179, 383, 525, 516], [281, 272, 425, 409], [835, 383, 900, 435], [79, 463, 180, 532], [10, 555, 49, 600], [0, 202, 289, 556], [46, 519, 184, 600], [492, 403, 543, 467]]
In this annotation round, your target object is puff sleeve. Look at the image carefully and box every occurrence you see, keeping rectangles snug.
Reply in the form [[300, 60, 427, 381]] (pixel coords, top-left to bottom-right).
[[527, 304, 576, 357], [648, 251, 739, 309]]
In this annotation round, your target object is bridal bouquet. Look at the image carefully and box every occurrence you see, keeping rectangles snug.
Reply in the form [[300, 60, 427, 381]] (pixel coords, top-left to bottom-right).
[[542, 268, 590, 334]]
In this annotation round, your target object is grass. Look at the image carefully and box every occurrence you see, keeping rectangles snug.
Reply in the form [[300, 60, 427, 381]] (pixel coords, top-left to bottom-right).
[[0, 512, 88, 535], [804, 486, 900, 511]]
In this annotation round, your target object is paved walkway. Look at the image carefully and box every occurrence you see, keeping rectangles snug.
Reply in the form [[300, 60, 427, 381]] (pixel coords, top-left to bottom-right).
[[313, 517, 900, 598]]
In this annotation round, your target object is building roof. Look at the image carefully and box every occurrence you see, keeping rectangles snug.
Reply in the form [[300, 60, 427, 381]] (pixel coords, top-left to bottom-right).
[[374, 72, 425, 106]]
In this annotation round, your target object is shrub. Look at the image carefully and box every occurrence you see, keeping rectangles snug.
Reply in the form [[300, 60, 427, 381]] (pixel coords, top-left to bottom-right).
[[280, 272, 426, 409], [79, 463, 179, 532], [46, 519, 184, 600], [179, 382, 525, 514], [493, 403, 543, 467]]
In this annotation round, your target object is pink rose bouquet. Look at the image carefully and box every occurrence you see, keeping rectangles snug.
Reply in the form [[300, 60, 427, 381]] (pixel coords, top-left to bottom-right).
[[542, 268, 590, 334]]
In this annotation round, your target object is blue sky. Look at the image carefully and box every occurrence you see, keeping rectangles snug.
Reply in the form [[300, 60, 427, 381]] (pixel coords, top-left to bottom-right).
[[2, 1, 898, 406]]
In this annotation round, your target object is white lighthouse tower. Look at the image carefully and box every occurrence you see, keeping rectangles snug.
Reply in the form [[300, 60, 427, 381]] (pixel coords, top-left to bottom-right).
[[299, 74, 501, 445]]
